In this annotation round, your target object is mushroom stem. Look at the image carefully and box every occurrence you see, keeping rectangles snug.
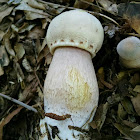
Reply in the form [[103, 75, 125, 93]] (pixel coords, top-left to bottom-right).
[[39, 10, 104, 140], [44, 47, 99, 139]]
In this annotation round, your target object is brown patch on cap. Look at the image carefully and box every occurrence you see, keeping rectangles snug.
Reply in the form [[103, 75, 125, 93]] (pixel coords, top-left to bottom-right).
[[80, 42, 83, 44], [95, 49, 98, 53], [90, 45, 93, 49], [61, 39, 64, 42], [71, 40, 74, 42], [55, 41, 57, 43], [51, 43, 52, 46]]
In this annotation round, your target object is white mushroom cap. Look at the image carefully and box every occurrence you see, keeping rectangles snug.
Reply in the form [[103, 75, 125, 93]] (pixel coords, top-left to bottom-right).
[[117, 36, 140, 68], [46, 10, 104, 58]]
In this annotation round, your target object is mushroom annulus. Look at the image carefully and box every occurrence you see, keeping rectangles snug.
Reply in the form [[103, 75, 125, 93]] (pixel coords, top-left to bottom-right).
[[40, 10, 104, 140], [117, 36, 140, 68]]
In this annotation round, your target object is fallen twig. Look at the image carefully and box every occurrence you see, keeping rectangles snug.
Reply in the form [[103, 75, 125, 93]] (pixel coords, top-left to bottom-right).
[[0, 93, 37, 113], [125, 33, 140, 38]]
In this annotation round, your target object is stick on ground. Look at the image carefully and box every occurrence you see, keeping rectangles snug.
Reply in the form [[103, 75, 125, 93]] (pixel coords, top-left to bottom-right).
[[0, 93, 37, 113]]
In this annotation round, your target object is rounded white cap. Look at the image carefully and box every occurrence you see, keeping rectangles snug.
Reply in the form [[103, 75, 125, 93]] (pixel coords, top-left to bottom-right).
[[46, 10, 104, 58], [117, 36, 140, 60], [117, 36, 140, 68]]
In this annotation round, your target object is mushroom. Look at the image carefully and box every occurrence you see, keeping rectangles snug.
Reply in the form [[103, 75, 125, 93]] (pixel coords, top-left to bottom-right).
[[40, 10, 104, 140], [117, 36, 140, 68]]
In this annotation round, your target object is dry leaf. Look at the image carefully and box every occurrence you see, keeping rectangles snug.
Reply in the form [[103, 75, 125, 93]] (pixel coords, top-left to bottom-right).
[[0, 18, 13, 32], [41, 18, 49, 29], [0, 46, 9, 75], [129, 73, 140, 86], [123, 120, 139, 129], [131, 94, 140, 116], [45, 53, 53, 65], [24, 11, 47, 20], [26, 0, 46, 10], [35, 39, 42, 55], [0, 106, 24, 139], [98, 0, 118, 14], [132, 125, 140, 132], [118, 2, 140, 34], [121, 97, 135, 115], [3, 29, 15, 57], [0, 66, 4, 76], [14, 43, 25, 60], [0, 45, 10, 67], [90, 102, 108, 131], [114, 123, 140, 140], [117, 71, 125, 81], [117, 103, 127, 119], [18, 79, 38, 101], [14, 61, 25, 82], [37, 47, 49, 63], [27, 26, 45, 39], [8, 0, 22, 5], [15, 1, 49, 20], [133, 85, 140, 93], [0, 4, 14, 23], [45, 3, 65, 15], [74, 0, 94, 9], [97, 67, 113, 89], [11, 22, 35, 33], [22, 57, 33, 72], [40, 36, 47, 52], [0, 44, 9, 76], [0, 30, 5, 41]]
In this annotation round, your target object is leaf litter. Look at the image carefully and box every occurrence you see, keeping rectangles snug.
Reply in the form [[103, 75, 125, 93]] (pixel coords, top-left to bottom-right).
[[0, 0, 140, 139]]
